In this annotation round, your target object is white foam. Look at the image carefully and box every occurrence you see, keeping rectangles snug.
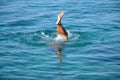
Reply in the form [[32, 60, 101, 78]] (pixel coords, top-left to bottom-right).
[[41, 30, 80, 42], [67, 30, 72, 38], [54, 30, 73, 41], [41, 32, 51, 40], [55, 34, 65, 41]]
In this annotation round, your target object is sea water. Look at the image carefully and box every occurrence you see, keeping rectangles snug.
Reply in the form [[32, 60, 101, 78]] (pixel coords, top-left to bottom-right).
[[0, 0, 120, 80]]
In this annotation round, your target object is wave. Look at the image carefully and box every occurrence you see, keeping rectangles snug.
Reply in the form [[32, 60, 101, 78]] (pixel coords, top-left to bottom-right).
[[40, 30, 80, 45], [1, 29, 95, 48]]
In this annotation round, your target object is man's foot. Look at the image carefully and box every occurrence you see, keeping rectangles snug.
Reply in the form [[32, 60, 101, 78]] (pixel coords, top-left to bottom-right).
[[56, 11, 64, 24], [58, 11, 64, 19]]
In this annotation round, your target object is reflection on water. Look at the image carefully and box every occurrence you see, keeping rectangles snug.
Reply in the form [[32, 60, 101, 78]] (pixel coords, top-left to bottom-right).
[[0, 0, 120, 79], [49, 41, 65, 62], [56, 51, 63, 62], [56, 52, 64, 80], [48, 41, 66, 80]]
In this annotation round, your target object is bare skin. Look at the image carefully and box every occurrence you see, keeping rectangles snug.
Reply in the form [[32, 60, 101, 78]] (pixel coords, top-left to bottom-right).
[[56, 11, 68, 41], [49, 12, 68, 62]]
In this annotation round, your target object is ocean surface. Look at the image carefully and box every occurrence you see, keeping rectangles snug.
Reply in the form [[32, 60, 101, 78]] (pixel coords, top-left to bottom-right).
[[0, 0, 120, 80]]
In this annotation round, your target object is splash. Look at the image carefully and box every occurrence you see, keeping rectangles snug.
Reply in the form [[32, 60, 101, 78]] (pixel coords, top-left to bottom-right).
[[40, 30, 80, 45]]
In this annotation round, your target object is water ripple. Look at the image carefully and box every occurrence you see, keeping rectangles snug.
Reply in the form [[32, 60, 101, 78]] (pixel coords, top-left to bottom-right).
[[0, 0, 120, 80]]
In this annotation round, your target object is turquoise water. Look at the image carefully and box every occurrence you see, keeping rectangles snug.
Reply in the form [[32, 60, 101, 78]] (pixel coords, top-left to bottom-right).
[[0, 0, 120, 80]]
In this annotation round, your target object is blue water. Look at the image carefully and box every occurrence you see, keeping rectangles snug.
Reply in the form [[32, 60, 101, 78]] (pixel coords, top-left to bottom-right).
[[0, 0, 120, 80]]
